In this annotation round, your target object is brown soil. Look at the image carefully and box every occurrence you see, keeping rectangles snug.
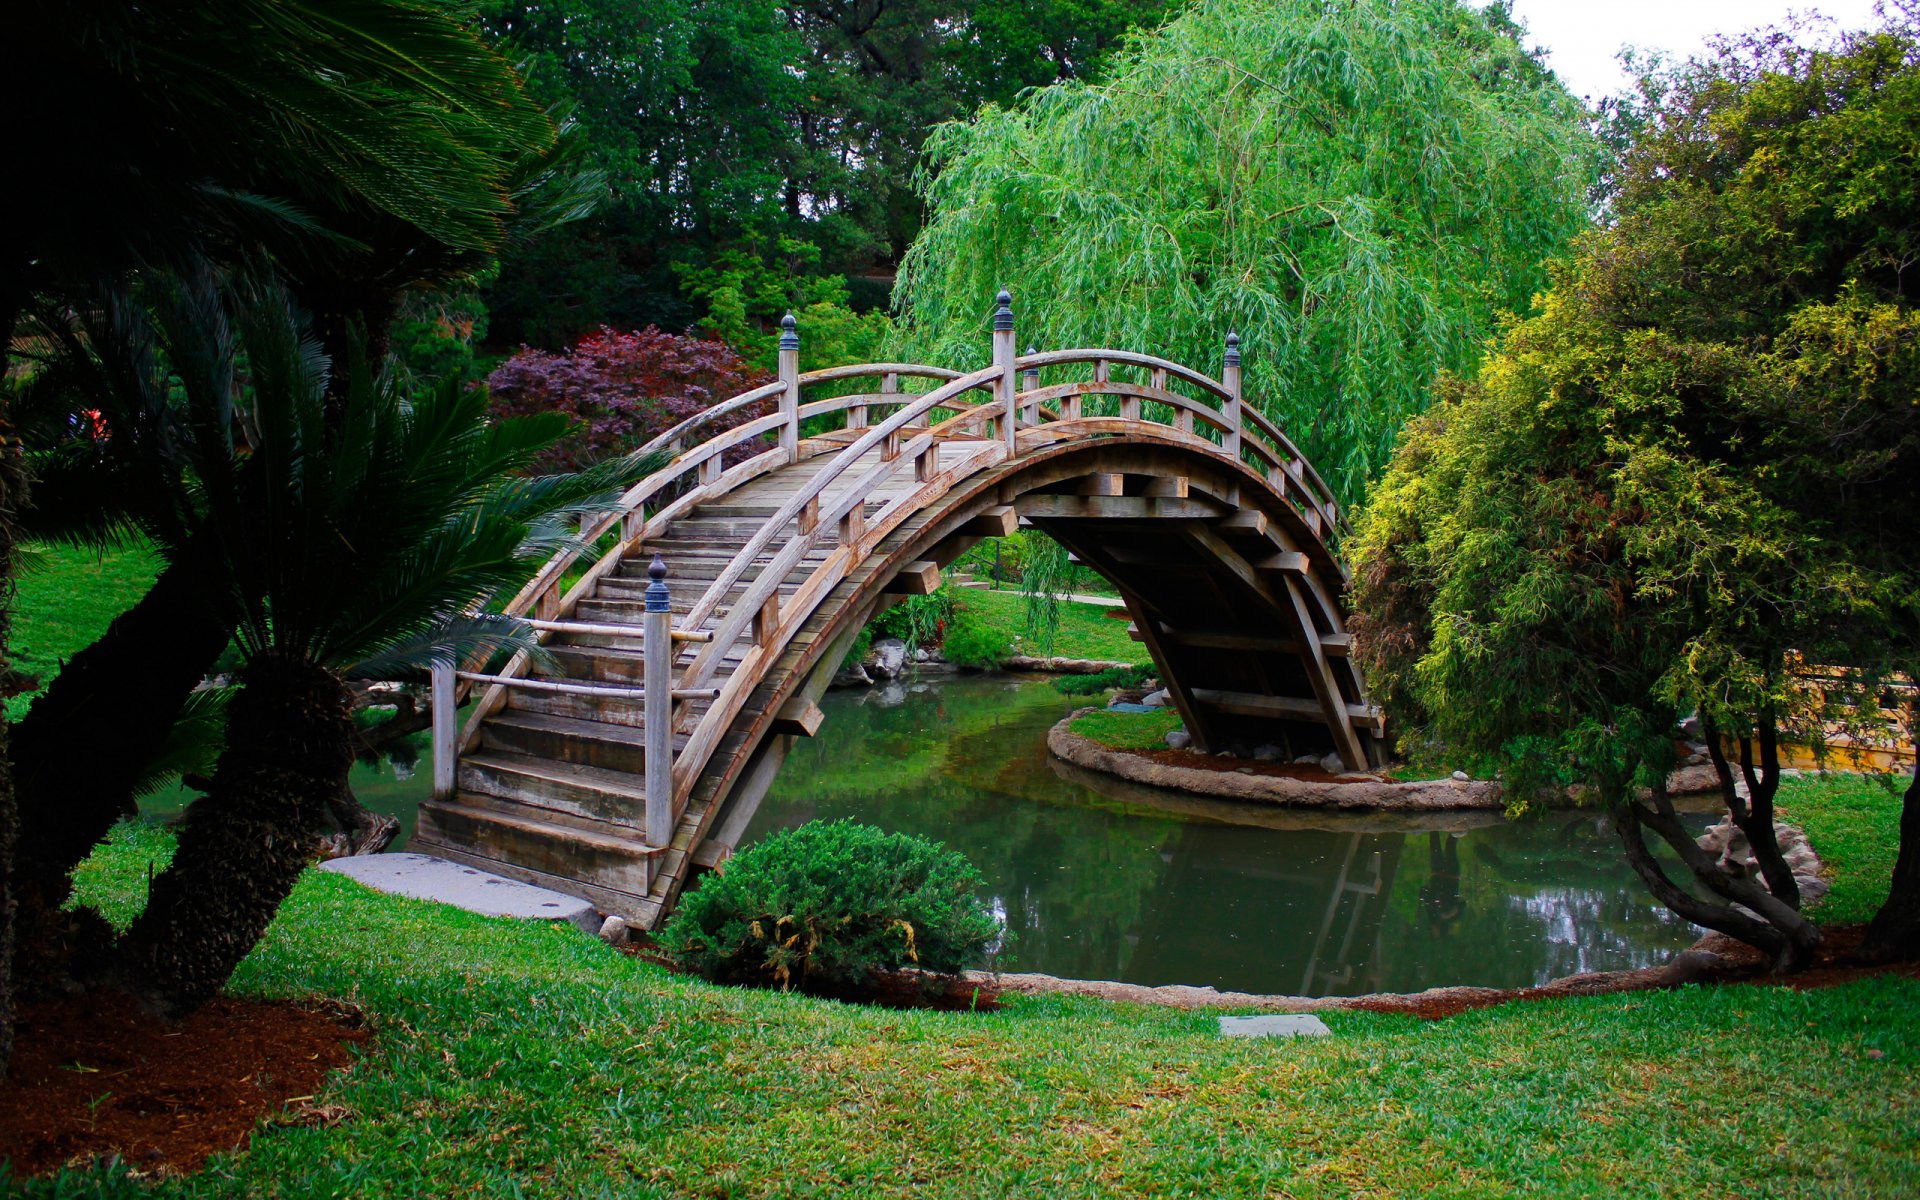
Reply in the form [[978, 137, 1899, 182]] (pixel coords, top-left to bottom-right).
[[0, 991, 367, 1178], [1345, 925, 1920, 1020]]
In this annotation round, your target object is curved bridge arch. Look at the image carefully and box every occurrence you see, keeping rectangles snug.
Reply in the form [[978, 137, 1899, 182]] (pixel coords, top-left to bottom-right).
[[416, 303, 1383, 926]]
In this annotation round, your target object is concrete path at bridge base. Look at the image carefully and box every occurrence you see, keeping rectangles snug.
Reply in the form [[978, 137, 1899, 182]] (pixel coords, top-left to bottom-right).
[[319, 852, 600, 933]]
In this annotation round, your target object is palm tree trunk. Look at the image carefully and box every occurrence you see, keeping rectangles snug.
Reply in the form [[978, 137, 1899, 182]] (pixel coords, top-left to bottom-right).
[[0, 403, 27, 1076], [1863, 761, 1920, 962], [119, 653, 352, 1017], [10, 556, 233, 988]]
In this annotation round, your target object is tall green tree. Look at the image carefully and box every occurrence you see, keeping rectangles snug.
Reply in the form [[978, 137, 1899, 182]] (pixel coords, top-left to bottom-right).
[[1348, 17, 1920, 967], [477, 0, 1178, 348], [892, 0, 1597, 506]]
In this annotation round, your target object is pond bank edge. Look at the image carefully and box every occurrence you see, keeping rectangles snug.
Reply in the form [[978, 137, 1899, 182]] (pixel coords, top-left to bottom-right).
[[1048, 715, 1727, 810], [1048, 717, 1504, 808]]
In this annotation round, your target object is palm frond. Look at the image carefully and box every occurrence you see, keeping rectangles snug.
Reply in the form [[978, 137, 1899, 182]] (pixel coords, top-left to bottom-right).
[[128, 686, 231, 799]]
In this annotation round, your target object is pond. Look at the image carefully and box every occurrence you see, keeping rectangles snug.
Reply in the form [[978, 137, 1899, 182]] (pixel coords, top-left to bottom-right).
[[744, 673, 1706, 998]]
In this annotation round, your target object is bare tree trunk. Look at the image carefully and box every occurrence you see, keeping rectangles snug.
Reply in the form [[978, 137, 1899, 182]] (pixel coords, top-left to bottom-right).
[[1615, 780, 1822, 971], [10, 558, 232, 989], [1702, 716, 1801, 906], [1863, 759, 1920, 962], [119, 654, 353, 1017]]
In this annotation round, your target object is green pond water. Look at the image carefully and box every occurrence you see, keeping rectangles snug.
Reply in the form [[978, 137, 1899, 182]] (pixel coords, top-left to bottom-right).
[[743, 673, 1706, 998]]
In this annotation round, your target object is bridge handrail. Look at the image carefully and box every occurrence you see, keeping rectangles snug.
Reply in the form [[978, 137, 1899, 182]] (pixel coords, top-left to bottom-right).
[[1014, 348, 1233, 400], [492, 364, 969, 632], [674, 365, 1005, 660], [1238, 404, 1344, 534]]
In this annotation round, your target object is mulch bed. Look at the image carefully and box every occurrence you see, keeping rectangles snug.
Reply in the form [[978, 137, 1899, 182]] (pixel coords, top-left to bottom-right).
[[1345, 925, 1920, 1020], [626, 937, 1003, 1012], [0, 991, 367, 1178]]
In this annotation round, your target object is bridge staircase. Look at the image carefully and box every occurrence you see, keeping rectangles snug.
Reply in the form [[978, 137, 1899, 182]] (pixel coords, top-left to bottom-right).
[[415, 293, 1385, 929]]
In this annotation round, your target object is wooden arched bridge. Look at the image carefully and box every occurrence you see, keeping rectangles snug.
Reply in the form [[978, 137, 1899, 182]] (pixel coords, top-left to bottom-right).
[[415, 293, 1386, 927]]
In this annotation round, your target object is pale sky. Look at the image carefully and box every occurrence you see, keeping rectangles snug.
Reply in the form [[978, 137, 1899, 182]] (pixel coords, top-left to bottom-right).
[[1485, 1, 1889, 100]]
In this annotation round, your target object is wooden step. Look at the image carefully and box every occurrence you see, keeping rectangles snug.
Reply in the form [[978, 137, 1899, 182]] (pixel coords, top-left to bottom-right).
[[533, 643, 751, 683], [415, 795, 660, 902], [458, 750, 653, 826], [504, 685, 718, 727], [479, 708, 687, 774]]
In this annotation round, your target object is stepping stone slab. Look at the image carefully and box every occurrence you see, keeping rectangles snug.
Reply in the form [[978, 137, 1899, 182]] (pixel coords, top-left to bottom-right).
[[320, 852, 600, 933], [1218, 1014, 1331, 1039], [1106, 702, 1157, 713]]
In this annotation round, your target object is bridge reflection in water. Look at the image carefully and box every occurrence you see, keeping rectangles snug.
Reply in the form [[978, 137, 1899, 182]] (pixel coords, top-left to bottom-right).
[[744, 674, 1703, 998]]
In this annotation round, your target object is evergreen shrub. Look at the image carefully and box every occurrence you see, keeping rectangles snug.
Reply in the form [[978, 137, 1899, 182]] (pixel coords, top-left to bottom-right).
[[662, 821, 1001, 993]]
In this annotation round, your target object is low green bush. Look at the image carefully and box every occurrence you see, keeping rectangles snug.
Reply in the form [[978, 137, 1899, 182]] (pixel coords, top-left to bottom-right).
[[940, 609, 1011, 669], [1053, 664, 1154, 695], [661, 820, 1002, 994]]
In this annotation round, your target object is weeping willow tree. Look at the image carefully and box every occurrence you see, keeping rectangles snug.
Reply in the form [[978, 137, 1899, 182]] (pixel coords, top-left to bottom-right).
[[893, 0, 1598, 505]]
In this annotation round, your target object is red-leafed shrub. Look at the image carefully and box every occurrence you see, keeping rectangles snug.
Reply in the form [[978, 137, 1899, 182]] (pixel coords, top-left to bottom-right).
[[486, 327, 773, 472]]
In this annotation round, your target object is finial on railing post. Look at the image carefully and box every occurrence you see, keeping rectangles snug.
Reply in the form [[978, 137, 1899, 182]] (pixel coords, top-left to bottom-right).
[[778, 312, 800, 463], [992, 290, 1017, 448], [643, 555, 674, 842], [1222, 330, 1243, 460]]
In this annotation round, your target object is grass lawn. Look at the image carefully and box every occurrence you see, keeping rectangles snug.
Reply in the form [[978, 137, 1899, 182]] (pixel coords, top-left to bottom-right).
[[1781, 771, 1910, 927], [1070, 706, 1184, 750], [16, 773, 1918, 1198], [959, 587, 1148, 666], [7, 541, 163, 720]]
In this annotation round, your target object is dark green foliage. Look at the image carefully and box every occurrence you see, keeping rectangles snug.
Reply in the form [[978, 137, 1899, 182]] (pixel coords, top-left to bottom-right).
[[1053, 665, 1153, 696], [662, 820, 1001, 993], [1348, 15, 1920, 966], [474, 0, 1178, 348], [871, 587, 957, 649]]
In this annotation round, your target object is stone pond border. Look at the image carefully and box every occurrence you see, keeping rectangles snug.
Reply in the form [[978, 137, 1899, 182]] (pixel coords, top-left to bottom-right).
[[1048, 712, 1730, 811]]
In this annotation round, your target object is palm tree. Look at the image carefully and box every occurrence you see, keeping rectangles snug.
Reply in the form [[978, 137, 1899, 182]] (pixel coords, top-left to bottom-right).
[[3, 0, 602, 1047], [74, 275, 656, 1015]]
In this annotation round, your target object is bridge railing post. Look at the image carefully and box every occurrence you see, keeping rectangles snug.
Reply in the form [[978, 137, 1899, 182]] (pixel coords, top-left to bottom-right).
[[993, 290, 1017, 449], [778, 313, 800, 463], [644, 555, 674, 843], [431, 660, 456, 801], [1022, 347, 1039, 428], [1222, 331, 1243, 461]]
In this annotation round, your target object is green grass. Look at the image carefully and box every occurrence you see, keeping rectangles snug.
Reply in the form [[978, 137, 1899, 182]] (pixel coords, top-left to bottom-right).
[[20, 788, 1919, 1198], [7, 540, 164, 720], [1780, 771, 1909, 926], [1070, 707, 1184, 751], [959, 587, 1147, 666]]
